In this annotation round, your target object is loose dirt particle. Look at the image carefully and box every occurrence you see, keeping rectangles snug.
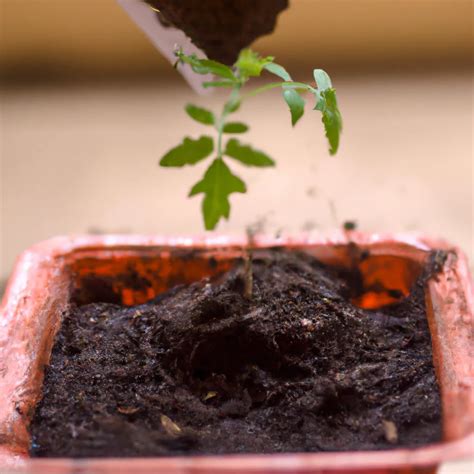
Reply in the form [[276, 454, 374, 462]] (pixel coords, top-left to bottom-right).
[[161, 415, 182, 437], [383, 420, 399, 444]]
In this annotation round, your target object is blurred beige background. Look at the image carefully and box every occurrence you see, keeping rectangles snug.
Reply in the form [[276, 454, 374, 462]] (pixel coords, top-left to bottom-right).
[[1, 0, 473, 285], [1, 0, 473, 79]]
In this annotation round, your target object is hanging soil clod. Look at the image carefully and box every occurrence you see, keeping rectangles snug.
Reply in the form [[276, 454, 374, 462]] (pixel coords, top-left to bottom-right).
[[145, 0, 289, 64]]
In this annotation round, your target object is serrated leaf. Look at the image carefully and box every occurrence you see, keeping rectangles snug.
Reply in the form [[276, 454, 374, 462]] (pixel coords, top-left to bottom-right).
[[235, 49, 274, 78], [315, 88, 342, 155], [283, 89, 305, 126], [223, 122, 249, 134], [313, 69, 332, 91], [185, 104, 215, 125], [264, 62, 292, 81], [159, 136, 213, 167], [224, 139, 275, 167], [189, 158, 246, 230], [176, 51, 236, 80]]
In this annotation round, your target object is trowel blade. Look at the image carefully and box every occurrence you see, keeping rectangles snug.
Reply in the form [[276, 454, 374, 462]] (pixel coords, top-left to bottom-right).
[[117, 0, 212, 94]]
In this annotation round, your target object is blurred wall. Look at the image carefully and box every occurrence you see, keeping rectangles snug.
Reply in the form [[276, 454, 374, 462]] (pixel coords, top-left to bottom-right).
[[0, 0, 472, 285], [1, 0, 472, 83]]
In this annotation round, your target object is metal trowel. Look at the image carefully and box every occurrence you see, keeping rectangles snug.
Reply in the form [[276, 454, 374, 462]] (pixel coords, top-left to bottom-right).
[[116, 0, 213, 93]]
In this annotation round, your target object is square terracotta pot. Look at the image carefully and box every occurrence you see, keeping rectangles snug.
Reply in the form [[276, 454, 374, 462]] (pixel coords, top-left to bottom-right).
[[0, 233, 473, 473]]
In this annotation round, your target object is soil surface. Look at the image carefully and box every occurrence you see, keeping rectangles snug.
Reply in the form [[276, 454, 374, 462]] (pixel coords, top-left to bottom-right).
[[30, 250, 442, 457], [145, 0, 288, 64]]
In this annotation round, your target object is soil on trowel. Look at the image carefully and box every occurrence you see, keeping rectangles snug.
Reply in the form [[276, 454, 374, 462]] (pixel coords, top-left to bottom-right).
[[145, 0, 288, 64], [30, 249, 442, 457]]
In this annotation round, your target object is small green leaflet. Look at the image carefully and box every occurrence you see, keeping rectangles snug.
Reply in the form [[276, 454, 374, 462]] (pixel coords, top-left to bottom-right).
[[314, 95, 324, 112], [159, 136, 214, 167], [264, 62, 292, 81], [283, 89, 305, 126], [176, 51, 236, 81], [235, 49, 274, 78], [185, 104, 215, 125], [264, 62, 304, 126], [315, 89, 342, 155], [223, 122, 248, 134], [198, 59, 236, 80], [314, 68, 333, 111], [224, 97, 241, 114], [189, 158, 246, 230], [311, 69, 341, 155], [224, 139, 275, 167], [313, 69, 332, 91]]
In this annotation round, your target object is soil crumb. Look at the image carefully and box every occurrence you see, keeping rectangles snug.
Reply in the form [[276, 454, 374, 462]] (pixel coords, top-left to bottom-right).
[[30, 250, 442, 457]]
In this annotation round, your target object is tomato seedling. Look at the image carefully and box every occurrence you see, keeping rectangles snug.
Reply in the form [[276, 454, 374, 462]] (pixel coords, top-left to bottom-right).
[[159, 48, 342, 230]]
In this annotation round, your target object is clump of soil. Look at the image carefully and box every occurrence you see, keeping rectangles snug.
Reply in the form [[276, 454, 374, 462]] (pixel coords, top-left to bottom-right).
[[145, 0, 288, 64], [30, 250, 442, 457]]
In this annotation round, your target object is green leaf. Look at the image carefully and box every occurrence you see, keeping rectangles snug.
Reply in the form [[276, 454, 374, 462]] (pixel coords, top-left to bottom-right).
[[283, 89, 305, 126], [235, 49, 274, 78], [199, 59, 236, 80], [314, 91, 325, 112], [202, 80, 235, 88], [264, 62, 292, 81], [159, 136, 214, 167], [223, 122, 249, 134], [224, 139, 275, 167], [189, 158, 246, 230], [313, 69, 332, 91], [176, 50, 236, 80], [185, 104, 215, 125], [312, 69, 342, 155], [315, 88, 342, 155], [224, 97, 241, 114]]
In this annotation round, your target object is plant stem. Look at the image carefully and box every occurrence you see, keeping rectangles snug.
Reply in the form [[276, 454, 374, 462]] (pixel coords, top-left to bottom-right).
[[243, 248, 253, 300], [216, 86, 241, 159], [242, 81, 315, 100], [216, 116, 224, 159], [243, 225, 257, 300]]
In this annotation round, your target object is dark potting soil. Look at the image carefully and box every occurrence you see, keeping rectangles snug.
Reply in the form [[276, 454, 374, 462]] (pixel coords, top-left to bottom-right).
[[145, 0, 288, 64], [30, 250, 442, 457]]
